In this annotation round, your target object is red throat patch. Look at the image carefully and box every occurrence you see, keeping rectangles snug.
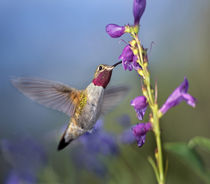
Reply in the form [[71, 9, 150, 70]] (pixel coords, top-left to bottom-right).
[[92, 70, 112, 88]]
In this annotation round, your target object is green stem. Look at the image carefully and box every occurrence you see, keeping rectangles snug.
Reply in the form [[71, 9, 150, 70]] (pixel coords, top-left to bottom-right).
[[153, 107, 165, 184], [133, 33, 165, 184]]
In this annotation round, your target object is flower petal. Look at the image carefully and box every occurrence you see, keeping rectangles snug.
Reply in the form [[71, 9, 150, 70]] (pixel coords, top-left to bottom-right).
[[119, 45, 134, 62], [182, 93, 196, 107]]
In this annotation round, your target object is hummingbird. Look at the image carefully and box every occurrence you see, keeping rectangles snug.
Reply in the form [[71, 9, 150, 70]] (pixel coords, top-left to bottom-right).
[[11, 61, 128, 151]]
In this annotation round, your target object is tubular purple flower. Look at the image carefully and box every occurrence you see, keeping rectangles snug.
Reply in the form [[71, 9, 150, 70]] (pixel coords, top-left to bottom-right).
[[160, 77, 196, 115], [119, 45, 141, 71], [132, 122, 152, 147], [106, 24, 125, 38], [119, 45, 134, 71], [133, 0, 146, 25], [131, 96, 148, 120]]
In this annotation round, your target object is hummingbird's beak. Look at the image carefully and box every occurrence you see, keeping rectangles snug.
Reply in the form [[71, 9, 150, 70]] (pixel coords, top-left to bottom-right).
[[112, 61, 122, 68], [106, 61, 122, 71]]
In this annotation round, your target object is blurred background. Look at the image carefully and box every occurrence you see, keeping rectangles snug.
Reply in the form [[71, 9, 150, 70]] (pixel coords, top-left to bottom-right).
[[0, 0, 210, 183]]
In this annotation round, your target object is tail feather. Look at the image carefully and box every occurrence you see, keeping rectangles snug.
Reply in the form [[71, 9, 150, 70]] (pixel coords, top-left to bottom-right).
[[57, 137, 72, 151], [57, 122, 85, 151]]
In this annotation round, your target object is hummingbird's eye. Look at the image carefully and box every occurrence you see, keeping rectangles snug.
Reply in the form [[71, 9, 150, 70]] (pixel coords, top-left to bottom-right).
[[98, 65, 103, 71]]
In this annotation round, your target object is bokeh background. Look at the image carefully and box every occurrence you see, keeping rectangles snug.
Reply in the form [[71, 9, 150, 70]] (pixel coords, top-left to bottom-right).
[[0, 0, 210, 183]]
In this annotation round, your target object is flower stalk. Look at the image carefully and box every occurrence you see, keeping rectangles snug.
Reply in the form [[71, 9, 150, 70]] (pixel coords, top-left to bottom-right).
[[105, 0, 196, 183], [132, 31, 165, 184]]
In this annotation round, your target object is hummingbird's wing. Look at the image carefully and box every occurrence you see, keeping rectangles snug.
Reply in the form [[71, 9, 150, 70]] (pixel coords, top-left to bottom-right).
[[11, 77, 81, 117], [101, 86, 130, 114]]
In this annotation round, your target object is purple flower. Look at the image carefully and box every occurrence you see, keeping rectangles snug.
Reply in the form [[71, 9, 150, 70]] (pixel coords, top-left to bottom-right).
[[133, 0, 146, 25], [117, 114, 131, 127], [71, 146, 107, 177], [71, 119, 119, 177], [119, 45, 141, 71], [119, 129, 136, 144], [119, 45, 135, 71], [131, 96, 148, 120], [80, 120, 118, 155], [1, 137, 46, 184], [160, 77, 196, 115], [106, 24, 125, 38], [117, 115, 136, 144], [81, 131, 118, 155], [119, 45, 134, 71], [132, 122, 152, 147], [5, 171, 21, 184]]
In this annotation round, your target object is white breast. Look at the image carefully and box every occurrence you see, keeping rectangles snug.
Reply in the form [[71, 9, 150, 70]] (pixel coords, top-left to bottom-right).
[[79, 83, 104, 130]]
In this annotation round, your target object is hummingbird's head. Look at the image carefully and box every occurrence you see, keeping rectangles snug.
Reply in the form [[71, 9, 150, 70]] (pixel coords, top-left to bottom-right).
[[92, 61, 122, 88]]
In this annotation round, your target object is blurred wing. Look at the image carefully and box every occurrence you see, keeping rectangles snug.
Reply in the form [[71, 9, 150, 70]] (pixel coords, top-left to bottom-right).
[[101, 86, 130, 115], [11, 77, 81, 117]]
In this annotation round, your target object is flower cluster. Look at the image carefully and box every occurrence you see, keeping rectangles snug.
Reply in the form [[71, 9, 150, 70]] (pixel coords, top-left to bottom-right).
[[129, 77, 196, 147], [130, 95, 152, 147], [106, 0, 146, 72], [106, 0, 197, 183], [106, 0, 196, 149], [105, 0, 151, 147]]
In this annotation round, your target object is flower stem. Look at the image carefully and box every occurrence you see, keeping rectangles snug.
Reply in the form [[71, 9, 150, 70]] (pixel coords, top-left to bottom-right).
[[133, 33, 165, 184], [153, 106, 165, 184]]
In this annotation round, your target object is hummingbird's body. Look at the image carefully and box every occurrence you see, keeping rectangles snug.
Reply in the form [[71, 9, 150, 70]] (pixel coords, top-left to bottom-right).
[[62, 83, 104, 148], [11, 62, 128, 150]]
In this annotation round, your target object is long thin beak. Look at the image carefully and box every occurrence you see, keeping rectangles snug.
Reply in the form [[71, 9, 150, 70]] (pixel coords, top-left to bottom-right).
[[112, 61, 122, 68], [106, 61, 122, 71]]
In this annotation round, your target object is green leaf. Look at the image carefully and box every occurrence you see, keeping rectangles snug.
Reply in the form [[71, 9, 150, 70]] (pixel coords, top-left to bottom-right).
[[188, 136, 210, 152], [165, 142, 204, 171], [164, 142, 210, 184]]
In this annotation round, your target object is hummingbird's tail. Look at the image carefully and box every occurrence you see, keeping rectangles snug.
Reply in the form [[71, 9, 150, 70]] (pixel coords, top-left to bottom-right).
[[57, 122, 86, 151], [57, 136, 73, 151]]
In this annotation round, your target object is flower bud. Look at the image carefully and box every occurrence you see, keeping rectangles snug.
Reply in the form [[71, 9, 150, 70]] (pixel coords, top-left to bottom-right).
[[106, 24, 125, 38], [133, 0, 146, 25]]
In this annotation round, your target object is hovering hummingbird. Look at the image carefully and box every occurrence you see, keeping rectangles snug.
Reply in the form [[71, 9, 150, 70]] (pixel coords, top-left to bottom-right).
[[11, 61, 128, 151]]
